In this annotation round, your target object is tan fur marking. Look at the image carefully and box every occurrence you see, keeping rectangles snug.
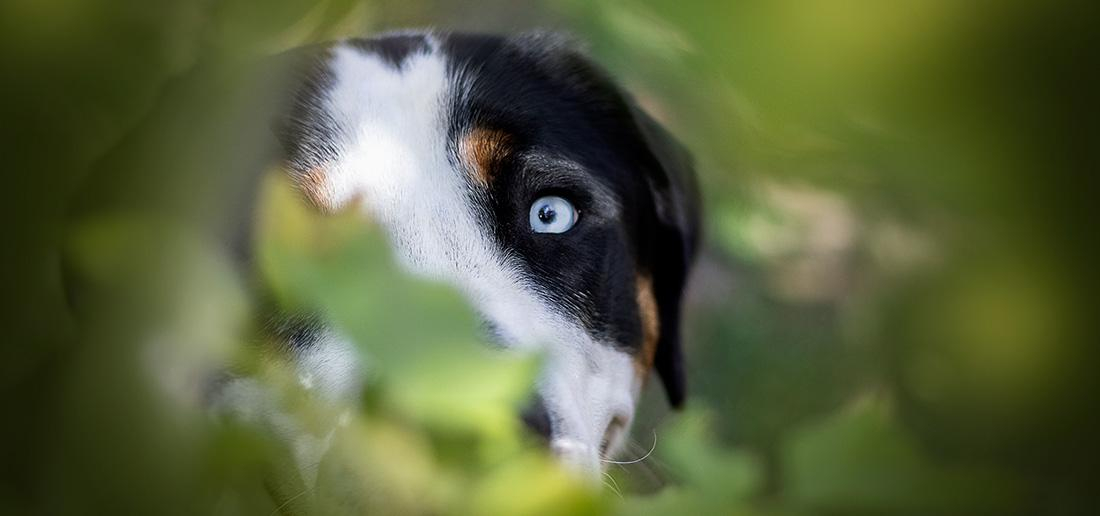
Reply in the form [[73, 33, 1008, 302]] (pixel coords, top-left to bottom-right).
[[461, 128, 512, 185], [635, 274, 661, 380], [297, 165, 334, 212]]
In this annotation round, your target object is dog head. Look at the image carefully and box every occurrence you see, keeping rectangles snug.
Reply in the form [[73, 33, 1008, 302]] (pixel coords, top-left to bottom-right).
[[273, 31, 699, 473]]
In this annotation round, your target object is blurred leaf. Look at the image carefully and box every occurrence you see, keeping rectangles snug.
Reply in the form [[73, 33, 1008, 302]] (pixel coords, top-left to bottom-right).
[[621, 410, 763, 515], [466, 452, 607, 516], [782, 399, 1028, 515]]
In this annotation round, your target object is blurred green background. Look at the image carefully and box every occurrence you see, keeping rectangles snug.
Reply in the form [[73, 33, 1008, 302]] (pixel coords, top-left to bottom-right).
[[2, 0, 1097, 514]]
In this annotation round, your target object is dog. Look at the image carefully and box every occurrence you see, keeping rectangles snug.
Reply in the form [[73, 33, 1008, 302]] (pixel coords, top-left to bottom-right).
[[224, 30, 700, 478]]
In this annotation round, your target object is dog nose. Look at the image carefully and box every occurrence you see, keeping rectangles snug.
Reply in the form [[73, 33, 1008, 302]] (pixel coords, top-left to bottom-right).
[[520, 395, 552, 441]]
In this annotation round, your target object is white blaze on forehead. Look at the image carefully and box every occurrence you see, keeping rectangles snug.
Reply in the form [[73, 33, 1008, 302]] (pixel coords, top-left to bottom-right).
[[323, 42, 539, 342], [318, 40, 642, 471]]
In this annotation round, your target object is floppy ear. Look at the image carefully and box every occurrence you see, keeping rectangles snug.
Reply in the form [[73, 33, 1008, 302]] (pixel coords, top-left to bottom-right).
[[631, 106, 701, 408]]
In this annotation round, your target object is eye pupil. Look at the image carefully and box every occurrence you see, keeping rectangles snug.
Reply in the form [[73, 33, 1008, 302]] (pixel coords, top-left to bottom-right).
[[538, 205, 557, 224], [529, 195, 577, 234]]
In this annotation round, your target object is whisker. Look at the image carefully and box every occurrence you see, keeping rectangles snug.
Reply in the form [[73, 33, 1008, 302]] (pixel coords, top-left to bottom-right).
[[601, 429, 657, 465], [270, 486, 311, 516], [602, 471, 624, 499]]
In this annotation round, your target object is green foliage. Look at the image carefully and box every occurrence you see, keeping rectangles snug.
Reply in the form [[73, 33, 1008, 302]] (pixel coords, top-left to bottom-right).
[[250, 175, 604, 514], [782, 401, 1030, 515], [618, 411, 764, 515], [3, 0, 1096, 515]]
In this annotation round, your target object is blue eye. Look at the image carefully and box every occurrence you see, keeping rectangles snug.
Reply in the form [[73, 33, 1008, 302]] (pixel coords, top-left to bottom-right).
[[529, 195, 578, 234]]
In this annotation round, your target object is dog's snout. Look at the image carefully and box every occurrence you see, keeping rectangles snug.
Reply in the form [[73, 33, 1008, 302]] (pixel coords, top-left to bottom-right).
[[520, 396, 553, 441], [600, 414, 628, 457]]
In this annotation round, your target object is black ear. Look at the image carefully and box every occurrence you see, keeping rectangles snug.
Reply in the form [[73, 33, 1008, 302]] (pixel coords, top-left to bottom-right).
[[631, 106, 700, 408]]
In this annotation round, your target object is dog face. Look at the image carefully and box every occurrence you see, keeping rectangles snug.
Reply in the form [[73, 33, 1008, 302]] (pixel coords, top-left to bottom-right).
[[274, 31, 699, 473]]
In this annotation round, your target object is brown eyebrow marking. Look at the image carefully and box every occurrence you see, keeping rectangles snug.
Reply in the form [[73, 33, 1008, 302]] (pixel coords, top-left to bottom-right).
[[634, 273, 661, 380], [460, 127, 513, 186], [294, 164, 336, 212]]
